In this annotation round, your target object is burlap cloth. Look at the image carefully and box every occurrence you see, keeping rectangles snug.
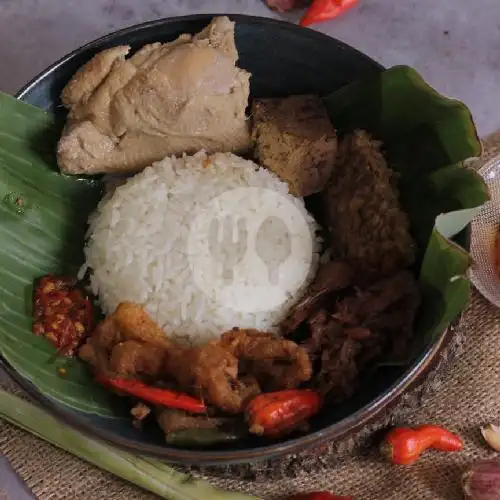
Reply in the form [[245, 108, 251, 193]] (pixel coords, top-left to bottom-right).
[[1, 134, 500, 500]]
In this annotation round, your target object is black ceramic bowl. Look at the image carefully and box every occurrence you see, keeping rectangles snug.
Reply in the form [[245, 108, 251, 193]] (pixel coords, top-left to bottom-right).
[[7, 14, 453, 465]]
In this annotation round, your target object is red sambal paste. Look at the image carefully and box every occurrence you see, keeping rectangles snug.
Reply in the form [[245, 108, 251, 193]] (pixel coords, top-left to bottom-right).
[[32, 275, 93, 356]]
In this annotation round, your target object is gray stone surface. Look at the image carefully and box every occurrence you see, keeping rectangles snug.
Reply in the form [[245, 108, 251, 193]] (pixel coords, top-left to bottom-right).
[[0, 0, 497, 136]]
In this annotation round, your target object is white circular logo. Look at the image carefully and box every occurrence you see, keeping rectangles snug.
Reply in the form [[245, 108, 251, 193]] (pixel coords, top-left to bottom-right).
[[187, 187, 314, 314]]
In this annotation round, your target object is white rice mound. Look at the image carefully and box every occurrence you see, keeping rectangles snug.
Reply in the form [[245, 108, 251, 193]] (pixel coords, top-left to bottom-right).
[[81, 151, 321, 345]]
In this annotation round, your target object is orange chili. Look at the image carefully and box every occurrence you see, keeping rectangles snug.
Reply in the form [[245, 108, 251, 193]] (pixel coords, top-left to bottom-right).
[[287, 493, 354, 500], [95, 374, 207, 414], [246, 389, 322, 438], [32, 275, 93, 356], [300, 0, 359, 27], [381, 425, 463, 465]]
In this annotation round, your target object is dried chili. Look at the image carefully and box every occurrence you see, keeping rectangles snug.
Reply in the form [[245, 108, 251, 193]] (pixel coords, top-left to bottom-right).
[[300, 0, 359, 27], [246, 389, 322, 438], [95, 374, 207, 414], [381, 425, 463, 465], [32, 275, 94, 356]]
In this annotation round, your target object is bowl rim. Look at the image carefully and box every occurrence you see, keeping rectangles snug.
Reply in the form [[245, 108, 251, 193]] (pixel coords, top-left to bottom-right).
[[8, 13, 455, 465], [16, 13, 385, 103]]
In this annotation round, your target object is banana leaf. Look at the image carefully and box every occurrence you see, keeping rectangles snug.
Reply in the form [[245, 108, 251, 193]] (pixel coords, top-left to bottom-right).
[[0, 92, 113, 415], [0, 63, 489, 416], [323, 65, 489, 357]]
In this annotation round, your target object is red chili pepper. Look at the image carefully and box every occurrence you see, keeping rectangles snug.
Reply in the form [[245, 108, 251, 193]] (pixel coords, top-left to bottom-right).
[[381, 425, 464, 465], [95, 374, 207, 414], [246, 389, 322, 438], [32, 275, 94, 356], [287, 493, 354, 500], [300, 0, 359, 27]]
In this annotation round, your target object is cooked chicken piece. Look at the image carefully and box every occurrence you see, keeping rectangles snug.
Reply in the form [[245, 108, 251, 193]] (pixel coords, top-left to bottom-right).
[[280, 260, 353, 335], [219, 328, 312, 390], [57, 16, 251, 175], [252, 94, 337, 196], [157, 408, 229, 435]]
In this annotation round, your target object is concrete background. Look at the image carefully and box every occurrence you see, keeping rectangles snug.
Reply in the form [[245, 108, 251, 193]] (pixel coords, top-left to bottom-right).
[[0, 0, 498, 136]]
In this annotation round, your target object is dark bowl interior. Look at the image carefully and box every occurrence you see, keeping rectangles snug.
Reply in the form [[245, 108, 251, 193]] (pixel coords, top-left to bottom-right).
[[7, 13, 452, 465]]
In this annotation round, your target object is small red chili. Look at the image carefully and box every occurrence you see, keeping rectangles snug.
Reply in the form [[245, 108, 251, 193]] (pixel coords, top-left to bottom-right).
[[246, 389, 322, 438], [32, 275, 94, 356], [287, 493, 354, 500], [381, 425, 464, 465], [95, 374, 207, 414], [300, 0, 359, 27]]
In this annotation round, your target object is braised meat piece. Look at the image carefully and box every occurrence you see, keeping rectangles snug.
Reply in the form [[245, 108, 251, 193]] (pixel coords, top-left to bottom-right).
[[306, 309, 342, 352], [280, 260, 352, 335], [334, 271, 420, 332], [322, 130, 416, 281], [303, 271, 420, 398], [334, 270, 420, 358], [157, 408, 229, 435], [252, 94, 337, 197]]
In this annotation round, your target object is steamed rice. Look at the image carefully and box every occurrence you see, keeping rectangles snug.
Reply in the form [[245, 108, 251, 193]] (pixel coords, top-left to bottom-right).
[[81, 151, 320, 344]]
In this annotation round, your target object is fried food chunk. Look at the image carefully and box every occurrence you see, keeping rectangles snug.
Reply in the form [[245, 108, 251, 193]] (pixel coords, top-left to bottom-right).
[[163, 329, 310, 413], [112, 302, 171, 349], [163, 342, 249, 414], [219, 328, 312, 390], [109, 340, 166, 378], [322, 130, 416, 281], [80, 303, 310, 414], [252, 94, 337, 196], [78, 302, 169, 377]]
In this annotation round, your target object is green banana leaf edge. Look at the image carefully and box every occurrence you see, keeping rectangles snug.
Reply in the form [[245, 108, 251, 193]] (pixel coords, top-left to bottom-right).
[[0, 64, 489, 416], [324, 65, 488, 360]]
